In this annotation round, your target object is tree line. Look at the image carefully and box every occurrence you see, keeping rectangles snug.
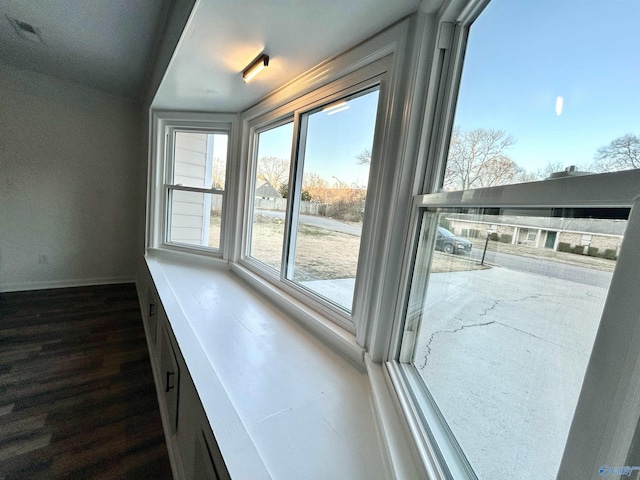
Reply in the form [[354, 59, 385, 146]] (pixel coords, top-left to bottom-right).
[[255, 128, 639, 198], [443, 127, 639, 191]]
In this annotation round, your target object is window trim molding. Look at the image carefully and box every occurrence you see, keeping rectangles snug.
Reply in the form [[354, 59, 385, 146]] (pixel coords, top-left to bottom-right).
[[148, 111, 239, 259]]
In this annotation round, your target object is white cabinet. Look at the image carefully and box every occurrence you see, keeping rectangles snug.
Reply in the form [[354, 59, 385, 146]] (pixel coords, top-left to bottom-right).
[[145, 285, 159, 344], [141, 271, 229, 480], [193, 429, 230, 480], [160, 325, 180, 434]]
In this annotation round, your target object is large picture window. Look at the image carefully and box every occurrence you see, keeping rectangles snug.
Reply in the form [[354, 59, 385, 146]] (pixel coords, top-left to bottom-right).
[[285, 89, 379, 311], [244, 78, 383, 320]]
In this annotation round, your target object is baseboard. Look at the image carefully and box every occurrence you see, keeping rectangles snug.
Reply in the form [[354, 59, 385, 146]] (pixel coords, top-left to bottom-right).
[[0, 276, 136, 293]]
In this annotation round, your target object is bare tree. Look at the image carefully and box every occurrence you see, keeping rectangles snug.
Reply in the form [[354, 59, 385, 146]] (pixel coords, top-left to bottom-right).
[[444, 127, 521, 190], [302, 172, 328, 191], [211, 156, 226, 189], [592, 133, 640, 172], [355, 148, 371, 165], [257, 156, 289, 190], [534, 161, 565, 180]]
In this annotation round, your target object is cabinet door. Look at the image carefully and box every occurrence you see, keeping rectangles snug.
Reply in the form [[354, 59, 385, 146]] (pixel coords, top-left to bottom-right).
[[146, 286, 158, 344], [194, 425, 231, 480], [160, 326, 180, 433], [193, 430, 219, 480]]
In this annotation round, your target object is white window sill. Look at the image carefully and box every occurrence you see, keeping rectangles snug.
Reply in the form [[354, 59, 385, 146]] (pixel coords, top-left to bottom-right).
[[144, 251, 422, 479]]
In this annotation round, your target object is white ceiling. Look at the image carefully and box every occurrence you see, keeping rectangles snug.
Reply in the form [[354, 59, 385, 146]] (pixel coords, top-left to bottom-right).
[[152, 0, 421, 113], [0, 0, 172, 100]]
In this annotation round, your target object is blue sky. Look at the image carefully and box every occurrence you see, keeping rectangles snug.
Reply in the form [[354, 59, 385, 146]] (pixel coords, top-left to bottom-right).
[[261, 0, 640, 182], [258, 90, 378, 186], [455, 0, 640, 171]]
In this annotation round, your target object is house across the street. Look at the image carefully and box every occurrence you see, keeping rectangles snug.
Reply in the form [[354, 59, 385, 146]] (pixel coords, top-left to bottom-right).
[[446, 213, 625, 256]]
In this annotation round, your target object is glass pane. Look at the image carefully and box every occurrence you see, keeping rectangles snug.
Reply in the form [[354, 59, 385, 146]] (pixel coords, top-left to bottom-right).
[[286, 89, 379, 311], [248, 122, 294, 270], [168, 190, 223, 249], [403, 207, 628, 479], [443, 0, 640, 191], [172, 132, 228, 189]]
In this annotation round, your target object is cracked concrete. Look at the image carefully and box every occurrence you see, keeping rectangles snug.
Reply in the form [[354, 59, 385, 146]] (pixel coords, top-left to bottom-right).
[[419, 294, 542, 369], [412, 266, 611, 480], [419, 319, 496, 369]]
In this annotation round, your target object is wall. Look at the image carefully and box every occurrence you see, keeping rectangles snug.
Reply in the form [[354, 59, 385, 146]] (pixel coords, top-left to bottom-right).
[[0, 63, 142, 291]]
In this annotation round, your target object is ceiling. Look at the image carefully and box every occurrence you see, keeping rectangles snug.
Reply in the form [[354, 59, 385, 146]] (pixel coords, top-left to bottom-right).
[[152, 0, 421, 113], [0, 0, 172, 100], [0, 0, 422, 109]]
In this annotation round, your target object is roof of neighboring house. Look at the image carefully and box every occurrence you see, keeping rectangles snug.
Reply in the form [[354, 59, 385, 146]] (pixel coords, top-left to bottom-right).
[[255, 181, 281, 198], [446, 213, 627, 236]]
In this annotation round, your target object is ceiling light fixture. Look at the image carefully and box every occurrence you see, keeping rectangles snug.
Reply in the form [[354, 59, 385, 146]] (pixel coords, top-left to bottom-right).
[[242, 53, 269, 83]]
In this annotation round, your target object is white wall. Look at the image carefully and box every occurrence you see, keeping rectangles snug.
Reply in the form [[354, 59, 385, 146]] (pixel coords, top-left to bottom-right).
[[0, 63, 142, 291]]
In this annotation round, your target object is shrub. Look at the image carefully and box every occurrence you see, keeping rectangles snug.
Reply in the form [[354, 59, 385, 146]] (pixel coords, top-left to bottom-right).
[[587, 246, 599, 257], [330, 199, 363, 222], [439, 218, 452, 231], [573, 245, 585, 255], [499, 234, 512, 243], [603, 248, 617, 260], [557, 242, 572, 253], [489, 232, 499, 241]]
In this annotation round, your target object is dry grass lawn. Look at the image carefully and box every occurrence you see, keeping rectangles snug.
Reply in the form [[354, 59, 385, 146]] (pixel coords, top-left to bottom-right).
[[215, 216, 487, 281], [213, 215, 616, 281]]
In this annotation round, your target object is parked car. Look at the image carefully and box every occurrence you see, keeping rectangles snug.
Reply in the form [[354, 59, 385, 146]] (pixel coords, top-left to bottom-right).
[[436, 227, 472, 254]]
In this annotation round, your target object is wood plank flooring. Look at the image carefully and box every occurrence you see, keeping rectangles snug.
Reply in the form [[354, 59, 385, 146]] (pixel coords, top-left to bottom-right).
[[0, 284, 173, 479]]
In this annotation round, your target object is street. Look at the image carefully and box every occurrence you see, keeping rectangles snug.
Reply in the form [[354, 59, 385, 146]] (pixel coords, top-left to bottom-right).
[[255, 209, 362, 236], [469, 247, 613, 288]]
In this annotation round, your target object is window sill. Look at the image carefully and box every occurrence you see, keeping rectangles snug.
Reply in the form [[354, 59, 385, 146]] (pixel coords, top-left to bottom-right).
[[144, 251, 422, 479]]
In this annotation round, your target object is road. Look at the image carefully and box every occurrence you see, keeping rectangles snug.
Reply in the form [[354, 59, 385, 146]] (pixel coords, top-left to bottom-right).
[[256, 209, 613, 288], [469, 248, 613, 288], [255, 209, 362, 236]]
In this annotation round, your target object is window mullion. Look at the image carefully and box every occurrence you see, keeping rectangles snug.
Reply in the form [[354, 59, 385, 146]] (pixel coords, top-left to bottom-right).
[[282, 112, 307, 281]]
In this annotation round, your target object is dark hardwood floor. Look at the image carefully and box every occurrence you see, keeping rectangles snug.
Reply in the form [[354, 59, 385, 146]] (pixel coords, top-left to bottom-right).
[[0, 284, 173, 479]]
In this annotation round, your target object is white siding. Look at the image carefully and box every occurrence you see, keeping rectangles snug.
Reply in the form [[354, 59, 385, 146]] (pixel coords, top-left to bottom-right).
[[171, 133, 209, 245]]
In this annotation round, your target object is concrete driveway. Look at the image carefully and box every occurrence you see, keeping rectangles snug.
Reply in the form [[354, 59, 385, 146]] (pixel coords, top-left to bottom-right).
[[414, 266, 611, 480]]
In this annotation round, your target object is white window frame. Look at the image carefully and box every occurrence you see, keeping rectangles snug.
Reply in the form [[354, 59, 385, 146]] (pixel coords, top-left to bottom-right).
[[388, 171, 640, 479], [380, 0, 640, 478], [238, 57, 395, 333], [148, 112, 238, 260]]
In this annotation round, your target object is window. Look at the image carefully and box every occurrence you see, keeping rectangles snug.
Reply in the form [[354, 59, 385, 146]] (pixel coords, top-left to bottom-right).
[[247, 122, 293, 270], [167, 131, 228, 249], [286, 89, 378, 311], [399, 198, 633, 479], [243, 68, 387, 323], [441, 0, 640, 192], [389, 0, 640, 479], [149, 113, 235, 255]]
